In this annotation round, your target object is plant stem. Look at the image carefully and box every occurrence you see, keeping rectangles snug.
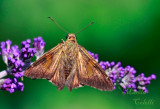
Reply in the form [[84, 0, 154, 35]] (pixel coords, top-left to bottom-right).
[[0, 70, 7, 79]]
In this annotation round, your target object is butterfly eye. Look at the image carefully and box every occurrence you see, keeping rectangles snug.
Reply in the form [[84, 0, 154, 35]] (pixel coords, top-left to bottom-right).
[[66, 35, 69, 39]]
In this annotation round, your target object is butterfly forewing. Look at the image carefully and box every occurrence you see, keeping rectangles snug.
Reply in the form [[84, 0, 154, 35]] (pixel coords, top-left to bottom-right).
[[76, 45, 114, 91], [24, 42, 66, 90]]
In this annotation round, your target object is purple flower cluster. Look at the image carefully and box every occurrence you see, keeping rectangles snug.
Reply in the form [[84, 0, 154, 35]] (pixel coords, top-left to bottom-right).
[[21, 39, 36, 63], [0, 78, 24, 93], [7, 57, 24, 78], [88, 51, 156, 93], [0, 37, 45, 93], [0, 40, 25, 78]]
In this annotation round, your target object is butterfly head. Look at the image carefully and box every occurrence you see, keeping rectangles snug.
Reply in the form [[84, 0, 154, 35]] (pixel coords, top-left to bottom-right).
[[66, 34, 76, 41]]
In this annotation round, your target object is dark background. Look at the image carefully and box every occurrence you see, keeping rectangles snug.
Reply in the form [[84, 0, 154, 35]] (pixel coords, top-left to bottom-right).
[[0, 0, 159, 109]]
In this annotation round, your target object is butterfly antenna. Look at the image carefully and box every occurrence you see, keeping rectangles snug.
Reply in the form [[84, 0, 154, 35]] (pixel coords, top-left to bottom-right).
[[75, 22, 94, 35], [48, 17, 69, 34]]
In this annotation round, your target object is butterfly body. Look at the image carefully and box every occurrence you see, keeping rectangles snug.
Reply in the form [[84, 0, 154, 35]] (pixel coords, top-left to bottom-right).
[[24, 34, 114, 91], [63, 34, 78, 80]]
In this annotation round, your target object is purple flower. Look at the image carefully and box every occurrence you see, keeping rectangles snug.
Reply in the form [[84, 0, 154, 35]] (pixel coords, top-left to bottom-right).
[[0, 37, 46, 93], [20, 39, 36, 63], [1, 78, 24, 93], [33, 36, 45, 59], [1, 41, 12, 65], [88, 51, 156, 93]]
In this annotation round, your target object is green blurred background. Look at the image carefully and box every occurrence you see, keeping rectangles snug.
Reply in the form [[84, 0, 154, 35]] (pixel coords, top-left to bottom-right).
[[0, 0, 159, 109]]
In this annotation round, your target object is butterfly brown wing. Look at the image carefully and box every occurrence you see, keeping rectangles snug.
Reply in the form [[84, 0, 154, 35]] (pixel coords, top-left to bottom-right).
[[76, 45, 114, 91], [24, 42, 65, 90]]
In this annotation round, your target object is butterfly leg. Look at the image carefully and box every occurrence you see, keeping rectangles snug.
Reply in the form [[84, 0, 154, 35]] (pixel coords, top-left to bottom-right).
[[61, 39, 65, 43]]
